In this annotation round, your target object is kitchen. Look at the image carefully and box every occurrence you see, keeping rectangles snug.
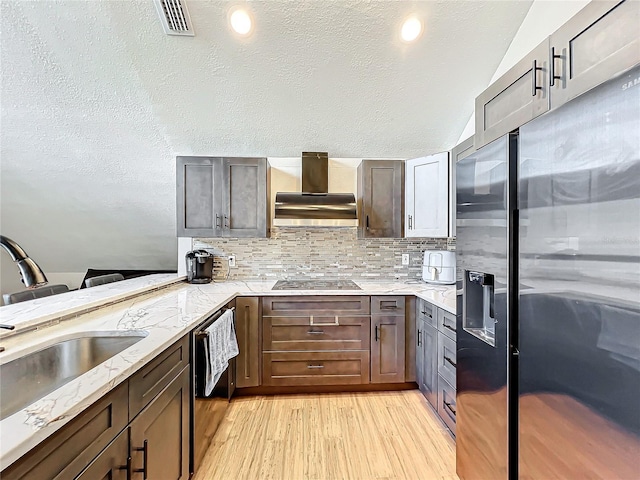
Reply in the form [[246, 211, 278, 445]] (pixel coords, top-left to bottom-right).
[[0, 3, 637, 478]]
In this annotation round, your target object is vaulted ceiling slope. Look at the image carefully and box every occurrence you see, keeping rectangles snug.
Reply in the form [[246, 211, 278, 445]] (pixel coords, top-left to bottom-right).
[[0, 0, 531, 277]]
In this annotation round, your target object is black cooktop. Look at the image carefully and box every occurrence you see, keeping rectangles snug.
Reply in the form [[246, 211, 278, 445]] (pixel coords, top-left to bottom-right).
[[271, 279, 361, 290]]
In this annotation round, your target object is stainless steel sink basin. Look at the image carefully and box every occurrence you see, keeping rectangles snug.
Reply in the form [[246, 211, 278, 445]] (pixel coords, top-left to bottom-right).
[[0, 332, 146, 420]]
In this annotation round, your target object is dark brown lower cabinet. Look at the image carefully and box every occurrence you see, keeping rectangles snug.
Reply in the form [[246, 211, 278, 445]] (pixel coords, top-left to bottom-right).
[[75, 429, 129, 480], [1, 382, 129, 480], [370, 314, 405, 383], [1, 336, 191, 480], [235, 297, 261, 388], [130, 367, 190, 480]]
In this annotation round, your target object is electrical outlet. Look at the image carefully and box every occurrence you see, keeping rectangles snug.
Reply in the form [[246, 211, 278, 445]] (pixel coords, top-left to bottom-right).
[[228, 255, 236, 268], [402, 253, 410, 266]]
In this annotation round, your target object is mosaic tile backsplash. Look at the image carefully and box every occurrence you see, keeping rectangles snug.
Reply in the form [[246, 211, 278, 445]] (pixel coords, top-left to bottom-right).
[[194, 227, 455, 281]]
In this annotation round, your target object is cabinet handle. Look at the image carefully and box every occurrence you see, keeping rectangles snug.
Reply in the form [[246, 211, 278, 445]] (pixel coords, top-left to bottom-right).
[[443, 322, 456, 333], [550, 46, 562, 86], [134, 440, 148, 479], [224, 215, 229, 229], [119, 456, 133, 480], [307, 364, 324, 369], [532, 59, 543, 97], [421, 311, 432, 318], [380, 305, 398, 310], [444, 400, 457, 417], [408, 215, 413, 229], [375, 325, 379, 342], [417, 330, 422, 347], [215, 214, 221, 228], [366, 215, 370, 231], [306, 329, 324, 335], [444, 355, 457, 368]]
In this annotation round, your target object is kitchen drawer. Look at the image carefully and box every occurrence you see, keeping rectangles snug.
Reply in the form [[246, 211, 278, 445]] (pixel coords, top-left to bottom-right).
[[262, 296, 370, 316], [417, 298, 437, 328], [437, 331, 456, 387], [437, 375, 457, 436], [263, 316, 370, 351], [438, 308, 457, 340], [262, 351, 370, 386], [129, 335, 190, 420], [1, 382, 129, 480], [371, 295, 405, 315]]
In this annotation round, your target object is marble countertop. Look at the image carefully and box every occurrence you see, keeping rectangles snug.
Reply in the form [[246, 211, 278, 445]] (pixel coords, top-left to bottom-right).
[[0, 276, 455, 469]]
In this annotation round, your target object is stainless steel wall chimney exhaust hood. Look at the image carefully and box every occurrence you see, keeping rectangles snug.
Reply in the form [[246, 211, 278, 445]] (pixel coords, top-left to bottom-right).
[[273, 152, 358, 227]]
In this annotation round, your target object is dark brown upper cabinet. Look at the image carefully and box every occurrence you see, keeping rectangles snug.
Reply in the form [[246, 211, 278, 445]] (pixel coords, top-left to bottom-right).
[[357, 160, 404, 238], [176, 156, 269, 238]]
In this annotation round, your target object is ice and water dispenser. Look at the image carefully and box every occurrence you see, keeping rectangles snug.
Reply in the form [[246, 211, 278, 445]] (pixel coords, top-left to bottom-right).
[[463, 270, 497, 346]]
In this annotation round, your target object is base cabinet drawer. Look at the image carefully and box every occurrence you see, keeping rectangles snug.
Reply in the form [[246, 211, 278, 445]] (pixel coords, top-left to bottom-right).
[[262, 351, 370, 386], [1, 382, 129, 480], [438, 308, 457, 340], [263, 316, 370, 351], [437, 331, 457, 387], [437, 375, 457, 436], [417, 298, 437, 328], [262, 296, 370, 316], [129, 335, 190, 420]]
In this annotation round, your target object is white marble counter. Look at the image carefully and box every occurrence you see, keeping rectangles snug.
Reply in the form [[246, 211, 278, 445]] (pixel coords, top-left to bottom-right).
[[0, 278, 455, 469]]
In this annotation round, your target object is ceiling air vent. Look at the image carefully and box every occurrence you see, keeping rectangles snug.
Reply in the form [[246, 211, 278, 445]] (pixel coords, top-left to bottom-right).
[[153, 0, 195, 36]]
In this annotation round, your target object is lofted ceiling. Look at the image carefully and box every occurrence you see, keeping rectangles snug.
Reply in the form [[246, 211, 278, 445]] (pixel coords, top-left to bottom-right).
[[0, 0, 532, 282]]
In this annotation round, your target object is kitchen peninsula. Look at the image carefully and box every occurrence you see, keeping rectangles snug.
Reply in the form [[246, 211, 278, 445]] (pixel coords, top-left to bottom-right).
[[0, 274, 455, 475]]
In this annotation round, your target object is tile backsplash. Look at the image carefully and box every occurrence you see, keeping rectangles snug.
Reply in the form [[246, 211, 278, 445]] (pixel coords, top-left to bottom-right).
[[194, 227, 455, 281]]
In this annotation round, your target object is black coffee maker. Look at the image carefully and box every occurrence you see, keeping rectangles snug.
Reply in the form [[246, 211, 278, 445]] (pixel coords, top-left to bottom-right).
[[185, 250, 214, 284]]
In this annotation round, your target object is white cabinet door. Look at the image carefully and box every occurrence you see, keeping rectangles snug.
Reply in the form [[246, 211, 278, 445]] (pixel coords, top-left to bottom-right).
[[405, 152, 449, 237]]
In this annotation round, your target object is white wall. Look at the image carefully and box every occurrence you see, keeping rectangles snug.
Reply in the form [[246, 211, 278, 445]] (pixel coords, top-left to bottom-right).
[[456, 0, 591, 143], [1, 0, 534, 302]]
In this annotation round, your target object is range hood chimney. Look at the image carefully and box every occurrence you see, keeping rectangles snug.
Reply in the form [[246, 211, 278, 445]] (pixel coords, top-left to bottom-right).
[[273, 152, 358, 227]]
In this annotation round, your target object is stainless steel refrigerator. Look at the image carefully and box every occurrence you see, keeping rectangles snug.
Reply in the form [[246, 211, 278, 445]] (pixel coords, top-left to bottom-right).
[[456, 64, 640, 479]]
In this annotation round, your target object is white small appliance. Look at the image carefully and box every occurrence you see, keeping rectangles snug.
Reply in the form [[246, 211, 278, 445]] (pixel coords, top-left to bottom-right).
[[422, 250, 455, 285]]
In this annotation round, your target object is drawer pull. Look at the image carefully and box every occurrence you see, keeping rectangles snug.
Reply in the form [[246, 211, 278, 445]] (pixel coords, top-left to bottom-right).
[[306, 330, 325, 335], [307, 364, 324, 369], [134, 439, 148, 479], [444, 400, 457, 417], [421, 311, 433, 318], [443, 322, 456, 333], [119, 456, 133, 479], [444, 355, 457, 368], [374, 325, 379, 342], [310, 315, 339, 326]]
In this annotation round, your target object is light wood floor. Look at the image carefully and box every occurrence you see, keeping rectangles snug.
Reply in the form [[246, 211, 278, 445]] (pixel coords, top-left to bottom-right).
[[194, 390, 458, 480]]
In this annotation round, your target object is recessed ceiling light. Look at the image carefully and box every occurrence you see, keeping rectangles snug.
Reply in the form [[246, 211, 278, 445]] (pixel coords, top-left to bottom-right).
[[229, 8, 253, 36], [401, 16, 422, 43]]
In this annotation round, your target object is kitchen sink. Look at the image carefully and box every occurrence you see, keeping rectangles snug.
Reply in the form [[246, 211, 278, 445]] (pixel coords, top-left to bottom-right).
[[0, 332, 147, 420]]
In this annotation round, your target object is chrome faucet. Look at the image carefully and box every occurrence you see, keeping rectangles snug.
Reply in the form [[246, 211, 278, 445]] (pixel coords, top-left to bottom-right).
[[0, 235, 48, 288]]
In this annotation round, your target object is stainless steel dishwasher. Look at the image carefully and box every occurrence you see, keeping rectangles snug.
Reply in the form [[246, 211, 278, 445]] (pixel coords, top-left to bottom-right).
[[191, 306, 236, 474]]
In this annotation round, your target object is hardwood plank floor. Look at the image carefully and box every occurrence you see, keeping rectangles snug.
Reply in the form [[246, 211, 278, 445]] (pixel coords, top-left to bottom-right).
[[194, 390, 458, 480]]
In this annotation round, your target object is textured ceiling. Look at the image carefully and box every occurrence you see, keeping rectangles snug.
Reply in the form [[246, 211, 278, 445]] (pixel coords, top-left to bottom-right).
[[0, 0, 532, 276]]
